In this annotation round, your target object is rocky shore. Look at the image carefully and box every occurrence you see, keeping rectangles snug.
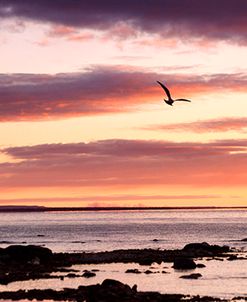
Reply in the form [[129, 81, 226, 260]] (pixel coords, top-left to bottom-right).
[[0, 278, 236, 302], [0, 243, 246, 301]]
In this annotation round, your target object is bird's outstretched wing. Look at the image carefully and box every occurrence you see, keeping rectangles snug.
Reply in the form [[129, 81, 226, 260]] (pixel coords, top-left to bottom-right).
[[157, 81, 172, 100], [175, 98, 191, 102]]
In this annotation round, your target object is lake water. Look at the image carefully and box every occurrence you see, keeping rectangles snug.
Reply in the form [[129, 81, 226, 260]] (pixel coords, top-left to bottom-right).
[[0, 209, 247, 299]]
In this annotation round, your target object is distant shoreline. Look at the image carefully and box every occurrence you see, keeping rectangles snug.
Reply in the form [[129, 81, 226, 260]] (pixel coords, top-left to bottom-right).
[[0, 205, 247, 212]]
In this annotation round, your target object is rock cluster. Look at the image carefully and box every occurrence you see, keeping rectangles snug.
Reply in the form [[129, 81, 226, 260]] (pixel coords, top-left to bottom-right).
[[182, 242, 230, 257], [0, 278, 226, 302], [0, 242, 245, 301], [0, 242, 235, 286]]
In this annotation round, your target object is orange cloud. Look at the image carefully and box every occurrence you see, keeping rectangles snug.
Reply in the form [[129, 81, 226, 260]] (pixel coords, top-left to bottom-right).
[[1, 139, 247, 189], [1, 67, 247, 121]]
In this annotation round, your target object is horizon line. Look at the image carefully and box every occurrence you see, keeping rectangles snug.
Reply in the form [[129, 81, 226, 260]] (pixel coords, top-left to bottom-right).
[[0, 205, 247, 212]]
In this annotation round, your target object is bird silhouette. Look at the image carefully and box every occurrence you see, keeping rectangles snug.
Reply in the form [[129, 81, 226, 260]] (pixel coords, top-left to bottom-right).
[[157, 81, 191, 106]]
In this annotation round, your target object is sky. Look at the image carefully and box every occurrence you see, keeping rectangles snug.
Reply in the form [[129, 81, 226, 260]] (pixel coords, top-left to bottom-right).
[[1, 0, 247, 207]]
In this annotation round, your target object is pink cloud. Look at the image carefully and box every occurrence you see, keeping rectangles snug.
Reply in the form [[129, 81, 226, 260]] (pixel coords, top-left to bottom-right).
[[47, 25, 95, 42], [1, 67, 247, 121], [145, 117, 247, 133], [1, 138, 247, 189]]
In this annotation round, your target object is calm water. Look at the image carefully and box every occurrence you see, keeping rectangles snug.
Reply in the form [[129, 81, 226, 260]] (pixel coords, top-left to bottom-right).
[[0, 209, 247, 253], [0, 209, 247, 299]]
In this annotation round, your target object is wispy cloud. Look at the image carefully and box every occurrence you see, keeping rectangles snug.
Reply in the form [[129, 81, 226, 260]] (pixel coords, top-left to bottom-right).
[[47, 25, 96, 42], [145, 117, 247, 133], [0, 194, 222, 205], [1, 67, 247, 121], [1, 1, 247, 44]]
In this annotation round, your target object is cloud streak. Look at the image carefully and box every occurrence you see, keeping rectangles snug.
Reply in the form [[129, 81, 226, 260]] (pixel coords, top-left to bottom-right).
[[1, 0, 247, 43], [1, 67, 247, 121], [0, 194, 222, 205], [145, 117, 247, 133], [1, 138, 247, 188]]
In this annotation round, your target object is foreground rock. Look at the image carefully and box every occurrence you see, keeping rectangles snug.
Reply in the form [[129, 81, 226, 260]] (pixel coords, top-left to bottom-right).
[[182, 242, 230, 257], [82, 270, 96, 278], [53, 242, 232, 267], [0, 244, 245, 301], [173, 257, 197, 270], [0, 279, 229, 302], [0, 242, 235, 285], [180, 273, 202, 279], [125, 268, 142, 274], [0, 245, 52, 265], [0, 245, 56, 284]]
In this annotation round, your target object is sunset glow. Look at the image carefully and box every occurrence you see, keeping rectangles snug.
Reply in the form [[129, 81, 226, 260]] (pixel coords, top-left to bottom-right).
[[1, 0, 247, 207]]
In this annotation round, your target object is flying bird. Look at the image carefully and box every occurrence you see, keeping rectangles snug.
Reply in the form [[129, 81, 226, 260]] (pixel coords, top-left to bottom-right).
[[157, 81, 191, 106]]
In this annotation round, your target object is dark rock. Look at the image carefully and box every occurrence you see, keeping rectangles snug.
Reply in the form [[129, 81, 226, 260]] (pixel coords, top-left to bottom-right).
[[153, 239, 159, 242], [183, 242, 210, 250], [182, 242, 230, 257], [241, 238, 247, 241], [82, 270, 96, 278], [132, 284, 137, 292], [180, 273, 202, 279], [196, 263, 206, 268], [56, 268, 79, 273], [227, 255, 238, 261], [100, 279, 134, 297], [2, 245, 53, 264], [144, 270, 153, 274], [30, 257, 40, 265], [66, 273, 79, 278], [173, 257, 197, 270], [125, 268, 141, 274], [138, 259, 154, 265]]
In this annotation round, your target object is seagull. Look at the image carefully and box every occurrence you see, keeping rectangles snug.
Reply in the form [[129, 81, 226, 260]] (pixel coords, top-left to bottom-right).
[[157, 81, 191, 106]]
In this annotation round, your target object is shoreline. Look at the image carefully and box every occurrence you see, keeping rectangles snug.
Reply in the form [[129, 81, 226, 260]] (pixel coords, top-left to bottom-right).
[[0, 243, 247, 301], [0, 280, 237, 302]]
